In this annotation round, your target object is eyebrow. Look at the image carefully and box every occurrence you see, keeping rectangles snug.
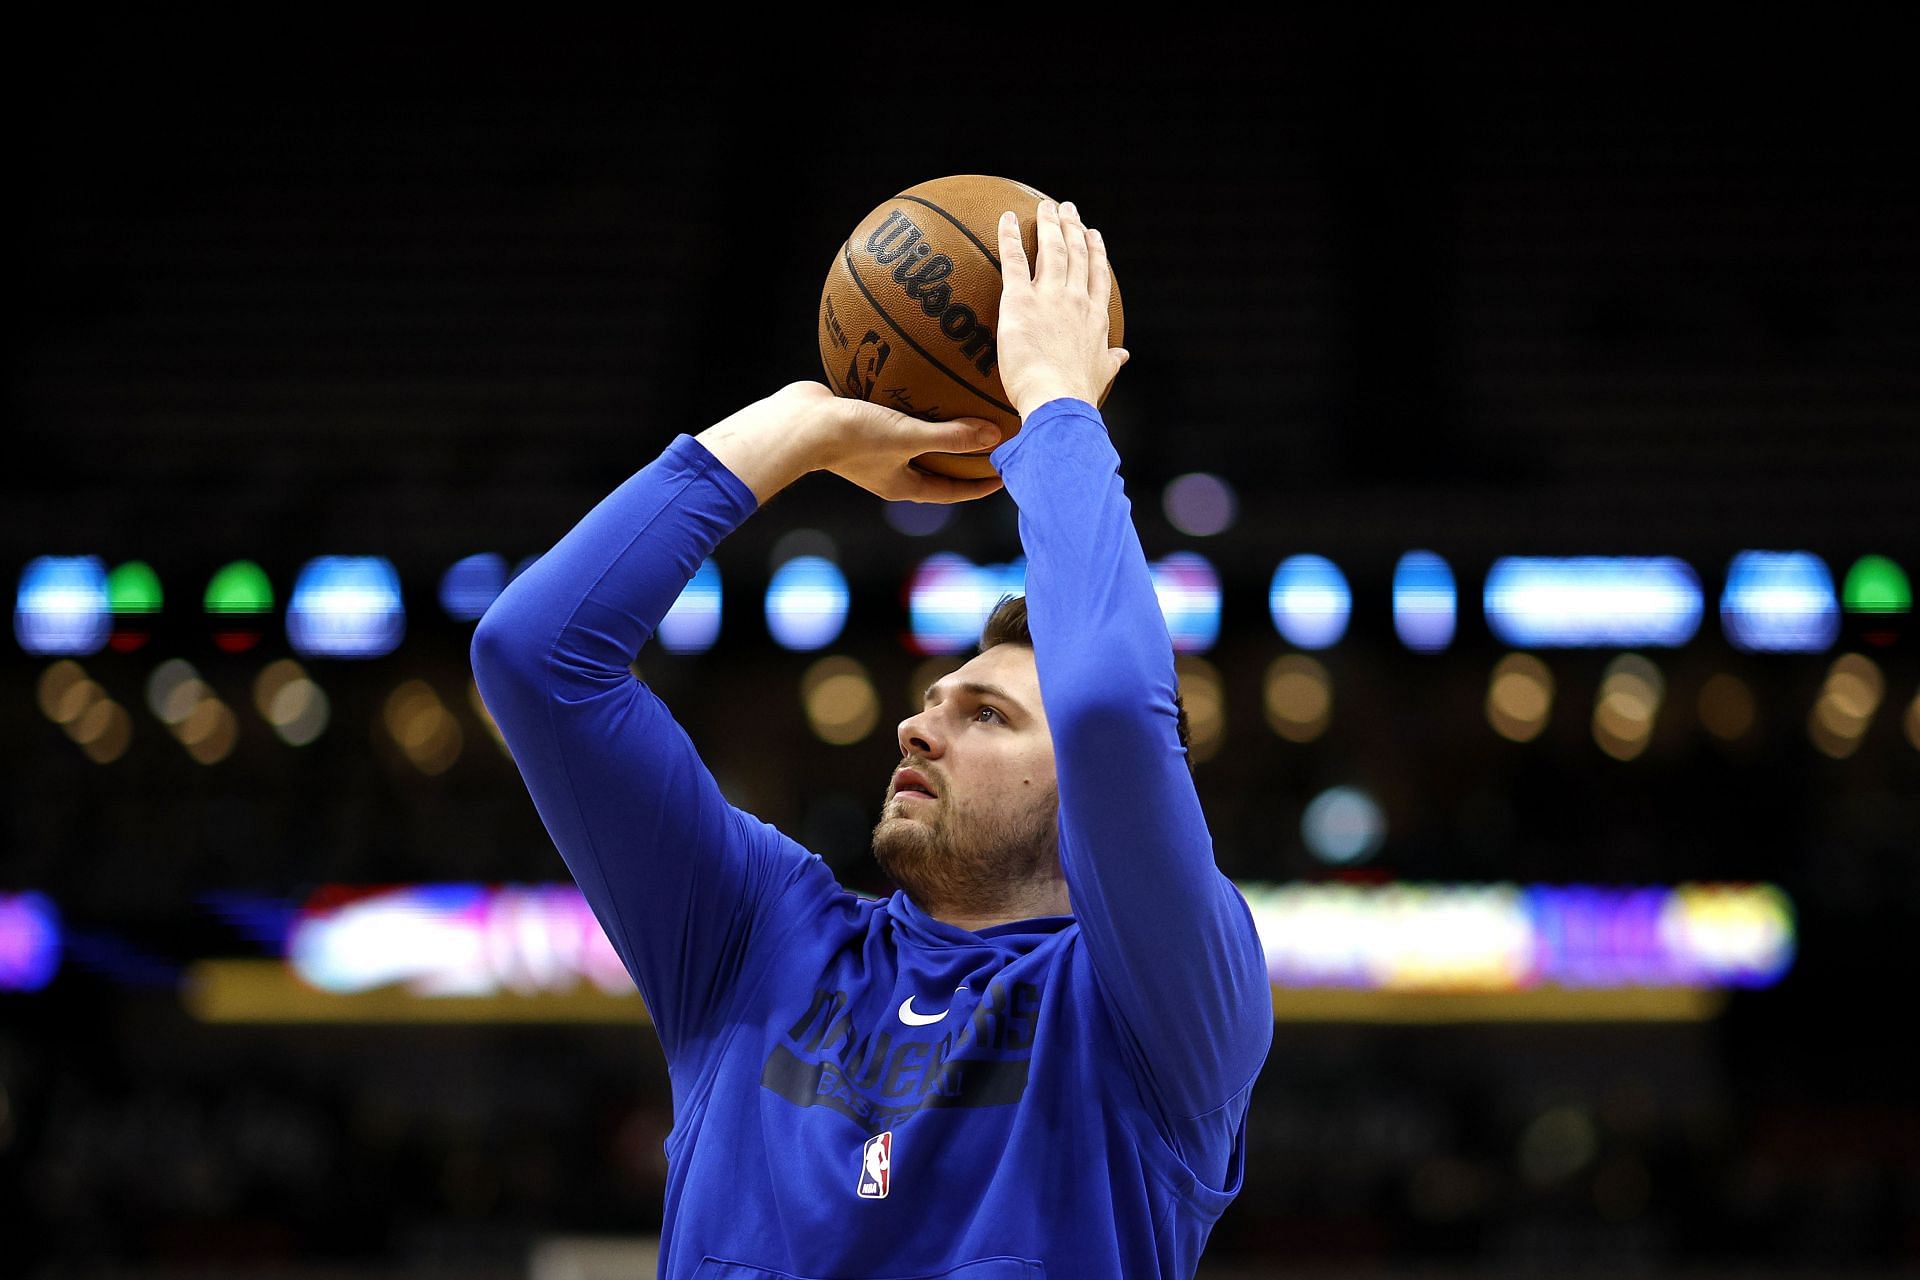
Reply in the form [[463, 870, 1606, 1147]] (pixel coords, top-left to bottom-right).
[[922, 680, 1031, 720]]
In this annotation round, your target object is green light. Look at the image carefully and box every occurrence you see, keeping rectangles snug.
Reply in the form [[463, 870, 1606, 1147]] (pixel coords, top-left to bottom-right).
[[1842, 555, 1911, 615], [107, 561, 163, 615], [205, 561, 274, 615]]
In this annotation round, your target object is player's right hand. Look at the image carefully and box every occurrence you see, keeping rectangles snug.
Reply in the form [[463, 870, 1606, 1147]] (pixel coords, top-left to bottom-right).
[[783, 381, 1007, 505]]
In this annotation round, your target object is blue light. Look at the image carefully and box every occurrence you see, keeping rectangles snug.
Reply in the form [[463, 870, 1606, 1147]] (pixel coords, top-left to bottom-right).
[[883, 501, 954, 537], [1151, 552, 1222, 653], [1484, 557, 1703, 648], [287, 557, 407, 658], [0, 891, 61, 992], [1269, 555, 1351, 649], [1162, 472, 1238, 537], [1721, 551, 1840, 653], [439, 553, 508, 621], [764, 556, 849, 651], [1301, 786, 1386, 865], [906, 554, 1029, 655], [198, 891, 299, 955], [14, 556, 110, 656], [1393, 551, 1457, 653], [658, 558, 723, 654], [61, 930, 179, 987]]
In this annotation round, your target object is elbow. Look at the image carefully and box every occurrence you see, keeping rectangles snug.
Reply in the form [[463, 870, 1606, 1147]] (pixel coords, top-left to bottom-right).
[[470, 595, 545, 709], [469, 601, 511, 682]]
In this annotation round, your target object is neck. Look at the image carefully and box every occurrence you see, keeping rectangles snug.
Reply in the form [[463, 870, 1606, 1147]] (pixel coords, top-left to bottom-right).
[[923, 870, 1072, 934]]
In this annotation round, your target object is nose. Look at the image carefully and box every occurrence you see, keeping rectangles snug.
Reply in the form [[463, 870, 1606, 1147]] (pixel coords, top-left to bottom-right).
[[897, 706, 945, 759]]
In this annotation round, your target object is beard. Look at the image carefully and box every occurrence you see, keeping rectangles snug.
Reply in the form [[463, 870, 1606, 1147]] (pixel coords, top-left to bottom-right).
[[870, 776, 1060, 919]]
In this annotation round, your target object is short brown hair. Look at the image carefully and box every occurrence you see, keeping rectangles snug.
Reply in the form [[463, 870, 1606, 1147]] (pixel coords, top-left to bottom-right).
[[978, 594, 1195, 776]]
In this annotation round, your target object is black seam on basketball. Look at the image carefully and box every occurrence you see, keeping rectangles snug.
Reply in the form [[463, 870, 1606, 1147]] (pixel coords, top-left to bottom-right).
[[896, 195, 1002, 273], [839, 243, 1016, 418]]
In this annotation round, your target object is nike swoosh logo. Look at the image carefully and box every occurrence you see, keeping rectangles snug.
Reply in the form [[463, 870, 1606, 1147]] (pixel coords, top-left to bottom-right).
[[897, 986, 969, 1027]]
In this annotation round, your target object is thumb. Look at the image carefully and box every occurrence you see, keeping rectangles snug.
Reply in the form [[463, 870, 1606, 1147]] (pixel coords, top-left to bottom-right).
[[887, 409, 998, 453], [833, 402, 998, 462], [946, 417, 1004, 452], [845, 400, 997, 451]]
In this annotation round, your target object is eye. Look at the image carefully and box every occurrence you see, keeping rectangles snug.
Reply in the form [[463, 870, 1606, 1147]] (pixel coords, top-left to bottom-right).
[[976, 705, 1003, 724]]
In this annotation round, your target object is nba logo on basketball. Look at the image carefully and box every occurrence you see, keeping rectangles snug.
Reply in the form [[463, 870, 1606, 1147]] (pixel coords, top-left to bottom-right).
[[857, 1131, 892, 1199]]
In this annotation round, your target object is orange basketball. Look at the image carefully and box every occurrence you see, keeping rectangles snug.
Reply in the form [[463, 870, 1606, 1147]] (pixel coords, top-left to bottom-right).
[[818, 175, 1124, 480]]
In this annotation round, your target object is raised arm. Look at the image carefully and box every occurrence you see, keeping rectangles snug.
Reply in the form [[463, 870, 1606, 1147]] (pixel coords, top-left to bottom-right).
[[469, 423, 813, 1069], [992, 200, 1273, 1120], [470, 387, 1004, 1067]]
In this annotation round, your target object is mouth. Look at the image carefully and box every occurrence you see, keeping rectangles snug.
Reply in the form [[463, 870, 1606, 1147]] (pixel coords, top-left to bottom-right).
[[892, 767, 939, 802]]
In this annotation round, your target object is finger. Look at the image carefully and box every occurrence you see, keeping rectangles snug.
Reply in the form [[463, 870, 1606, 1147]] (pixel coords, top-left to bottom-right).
[[1034, 198, 1066, 285], [902, 469, 1005, 504], [936, 417, 1003, 454], [997, 211, 1032, 290], [847, 400, 998, 455], [1087, 226, 1113, 308], [1059, 201, 1089, 294]]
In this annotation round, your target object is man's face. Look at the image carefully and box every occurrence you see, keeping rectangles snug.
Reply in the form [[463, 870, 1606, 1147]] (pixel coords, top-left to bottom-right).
[[870, 643, 1059, 914]]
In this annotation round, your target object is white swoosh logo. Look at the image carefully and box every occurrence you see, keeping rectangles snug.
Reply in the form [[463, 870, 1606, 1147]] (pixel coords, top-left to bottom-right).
[[897, 986, 968, 1027]]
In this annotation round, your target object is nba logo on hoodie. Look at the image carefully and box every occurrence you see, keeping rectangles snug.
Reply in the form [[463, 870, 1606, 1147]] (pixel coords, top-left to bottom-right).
[[857, 1131, 892, 1199]]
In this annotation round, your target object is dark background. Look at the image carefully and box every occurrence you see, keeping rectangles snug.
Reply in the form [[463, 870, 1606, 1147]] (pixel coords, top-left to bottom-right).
[[6, 17, 1917, 1278]]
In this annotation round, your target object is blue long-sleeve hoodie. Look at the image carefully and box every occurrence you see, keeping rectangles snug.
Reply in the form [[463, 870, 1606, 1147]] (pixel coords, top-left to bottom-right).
[[471, 397, 1273, 1279]]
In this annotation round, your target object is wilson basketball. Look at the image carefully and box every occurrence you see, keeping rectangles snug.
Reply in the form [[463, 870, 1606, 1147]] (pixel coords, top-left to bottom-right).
[[819, 175, 1125, 480]]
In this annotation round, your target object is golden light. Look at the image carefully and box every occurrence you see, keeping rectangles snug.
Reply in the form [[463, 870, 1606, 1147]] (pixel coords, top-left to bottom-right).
[[385, 680, 437, 742], [80, 703, 132, 764], [67, 698, 115, 745], [1486, 654, 1553, 743], [1593, 655, 1663, 762], [145, 659, 202, 724], [50, 676, 105, 727], [269, 679, 330, 747], [36, 661, 88, 722], [1175, 655, 1225, 764], [253, 659, 307, 720], [1821, 654, 1883, 728], [1904, 690, 1920, 752], [183, 702, 238, 765], [1264, 654, 1331, 744], [383, 680, 462, 775], [1810, 654, 1883, 760], [159, 677, 211, 727], [801, 655, 879, 746], [1808, 701, 1861, 760], [179, 698, 227, 746], [1697, 673, 1755, 742]]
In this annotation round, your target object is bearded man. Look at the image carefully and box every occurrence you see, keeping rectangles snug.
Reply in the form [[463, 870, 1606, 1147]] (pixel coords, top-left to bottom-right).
[[473, 198, 1271, 1279]]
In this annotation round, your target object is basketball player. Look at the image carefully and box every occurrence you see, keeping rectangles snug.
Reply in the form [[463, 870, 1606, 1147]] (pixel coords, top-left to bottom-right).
[[473, 199, 1271, 1277]]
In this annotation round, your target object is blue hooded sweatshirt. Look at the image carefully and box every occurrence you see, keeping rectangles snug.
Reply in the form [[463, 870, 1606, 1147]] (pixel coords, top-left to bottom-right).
[[471, 397, 1273, 1279]]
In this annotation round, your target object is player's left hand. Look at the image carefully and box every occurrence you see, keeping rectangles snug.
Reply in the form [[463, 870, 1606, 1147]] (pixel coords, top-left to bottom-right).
[[995, 198, 1129, 420]]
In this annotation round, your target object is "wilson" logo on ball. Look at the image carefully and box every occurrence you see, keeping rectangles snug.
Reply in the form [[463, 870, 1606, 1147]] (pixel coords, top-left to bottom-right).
[[861, 210, 997, 377]]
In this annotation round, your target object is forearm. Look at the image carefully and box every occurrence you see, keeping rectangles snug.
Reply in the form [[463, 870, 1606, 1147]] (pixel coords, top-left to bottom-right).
[[469, 431, 817, 1061], [990, 397, 1272, 1115], [474, 433, 758, 696], [993, 399, 1175, 708]]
